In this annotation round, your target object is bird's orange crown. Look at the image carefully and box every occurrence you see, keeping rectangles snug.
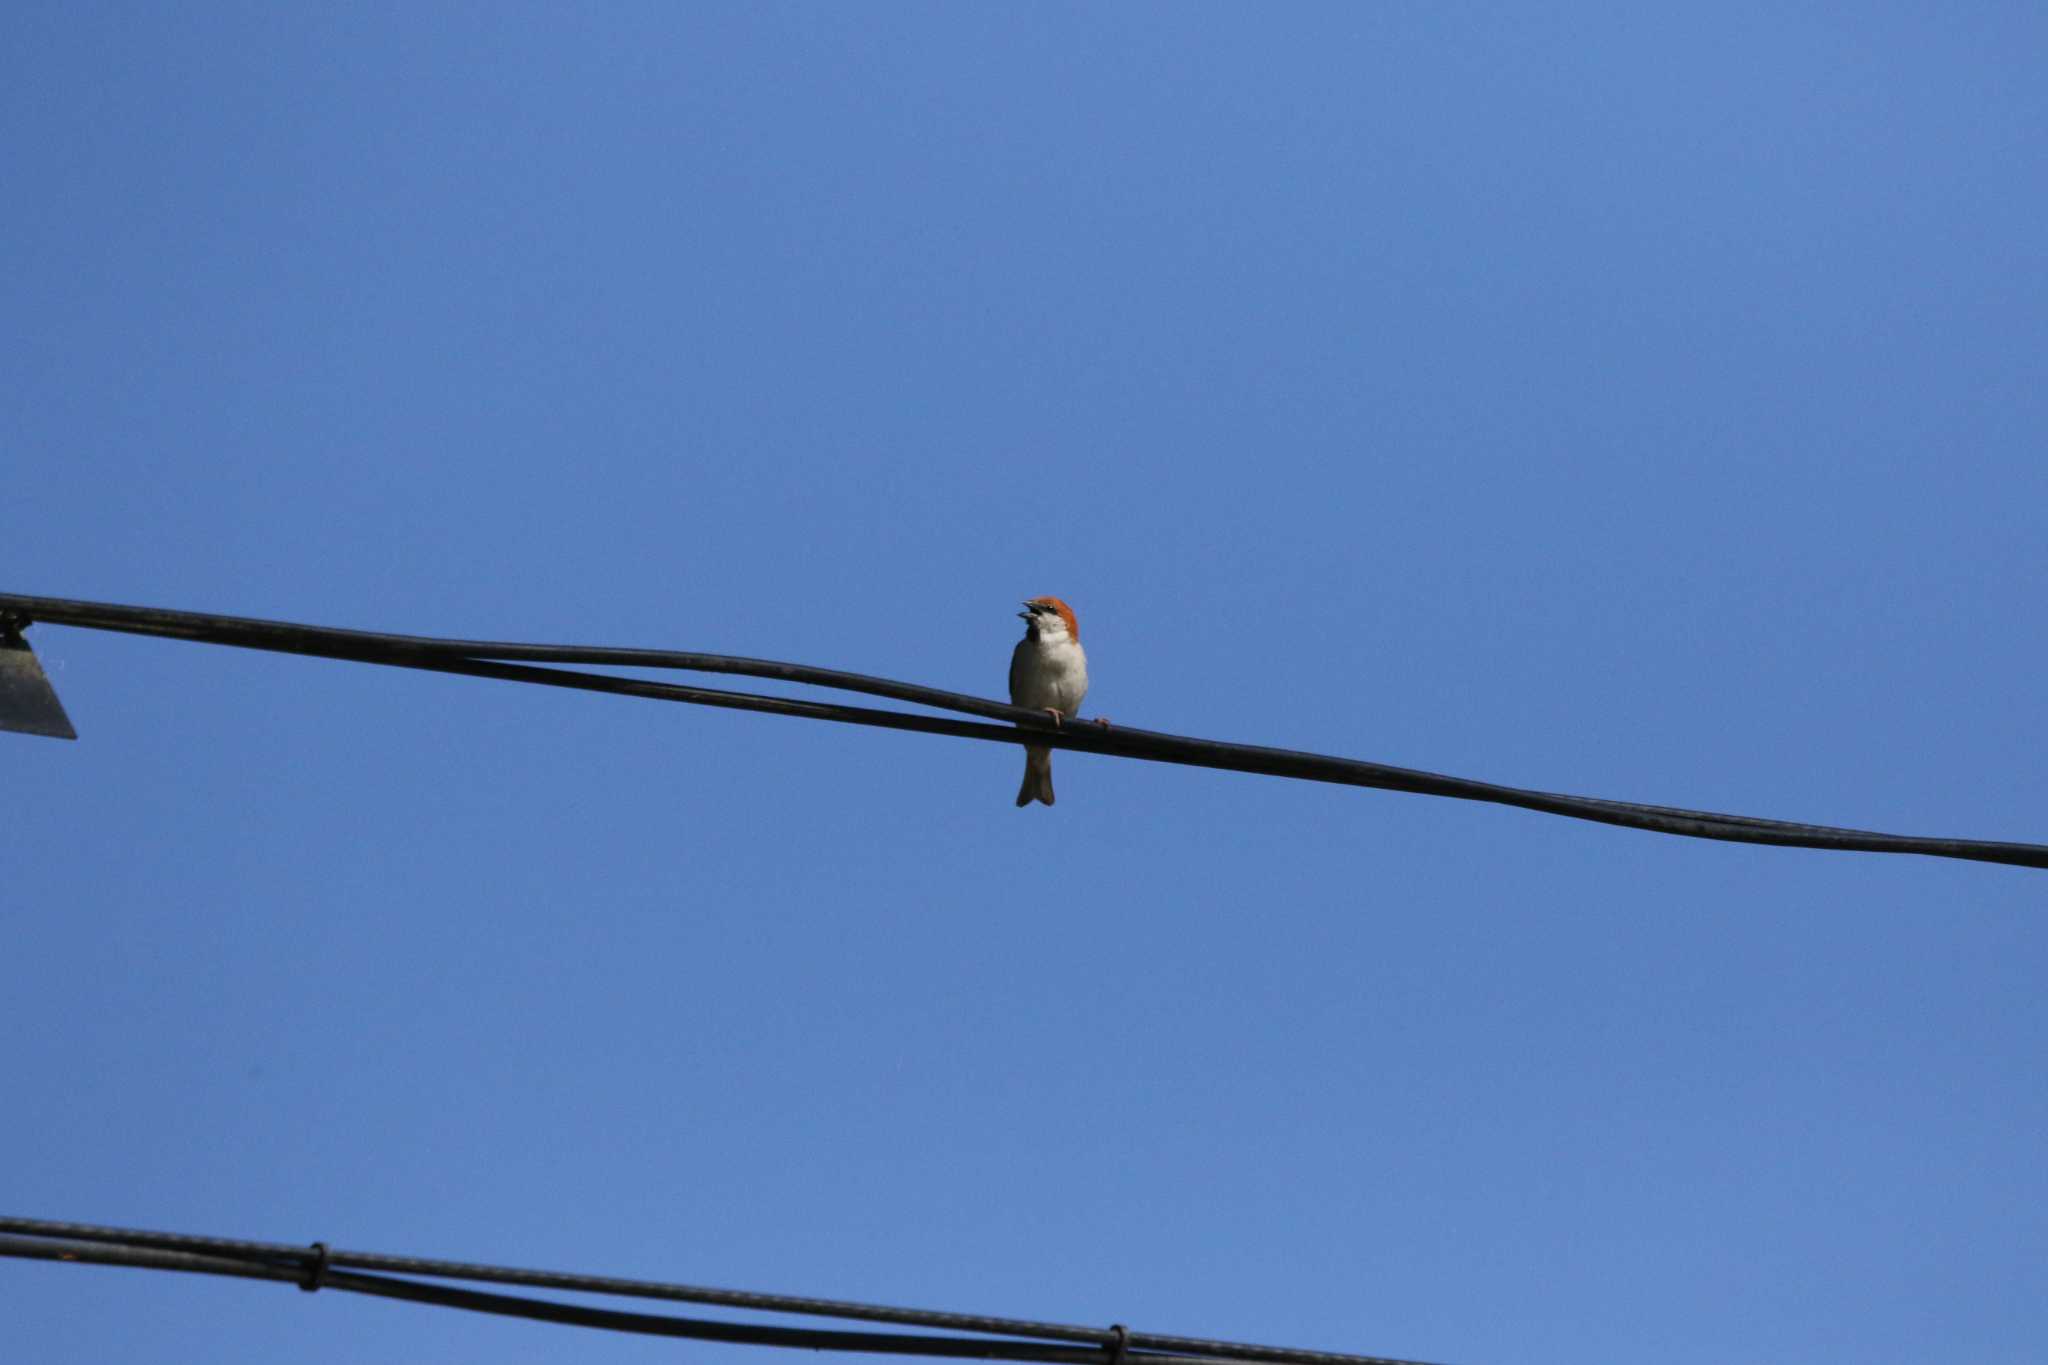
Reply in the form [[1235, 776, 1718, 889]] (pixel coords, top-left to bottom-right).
[[1026, 596, 1079, 640]]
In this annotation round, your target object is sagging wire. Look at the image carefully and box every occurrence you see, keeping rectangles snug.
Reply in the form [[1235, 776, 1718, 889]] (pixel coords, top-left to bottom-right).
[[2, 591, 2042, 871], [0, 1217, 1444, 1365]]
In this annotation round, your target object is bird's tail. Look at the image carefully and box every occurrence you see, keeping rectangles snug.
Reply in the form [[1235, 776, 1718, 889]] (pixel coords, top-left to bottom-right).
[[1015, 745, 1055, 807]]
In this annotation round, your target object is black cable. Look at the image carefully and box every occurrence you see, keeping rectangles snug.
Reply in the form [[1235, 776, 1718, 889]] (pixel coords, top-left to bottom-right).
[[4, 591, 2042, 871], [0, 592, 1028, 721], [0, 1218, 1446, 1365], [0, 1235, 1118, 1360]]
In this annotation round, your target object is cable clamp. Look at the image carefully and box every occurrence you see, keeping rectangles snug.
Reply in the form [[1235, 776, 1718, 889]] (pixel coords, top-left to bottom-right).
[[299, 1241, 330, 1293], [1106, 1323, 1130, 1365]]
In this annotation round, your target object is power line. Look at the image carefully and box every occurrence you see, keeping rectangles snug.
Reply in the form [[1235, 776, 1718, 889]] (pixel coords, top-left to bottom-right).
[[0, 1217, 1445, 1365], [3, 591, 2042, 871]]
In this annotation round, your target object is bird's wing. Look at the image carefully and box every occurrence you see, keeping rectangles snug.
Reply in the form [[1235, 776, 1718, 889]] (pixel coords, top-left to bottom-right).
[[1007, 637, 1029, 704]]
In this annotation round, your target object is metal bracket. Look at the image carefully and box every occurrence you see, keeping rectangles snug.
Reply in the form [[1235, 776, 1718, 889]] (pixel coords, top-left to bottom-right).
[[0, 615, 78, 739]]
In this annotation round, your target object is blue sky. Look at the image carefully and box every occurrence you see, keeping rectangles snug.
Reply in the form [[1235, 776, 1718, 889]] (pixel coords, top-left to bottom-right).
[[5, 6, 2045, 1363]]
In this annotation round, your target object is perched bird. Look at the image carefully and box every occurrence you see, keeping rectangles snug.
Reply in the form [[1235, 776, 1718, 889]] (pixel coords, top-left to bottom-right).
[[1008, 595, 1089, 807]]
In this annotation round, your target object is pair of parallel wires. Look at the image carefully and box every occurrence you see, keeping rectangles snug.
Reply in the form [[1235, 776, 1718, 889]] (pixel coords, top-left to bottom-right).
[[0, 1217, 1441, 1365], [3, 591, 2042, 869]]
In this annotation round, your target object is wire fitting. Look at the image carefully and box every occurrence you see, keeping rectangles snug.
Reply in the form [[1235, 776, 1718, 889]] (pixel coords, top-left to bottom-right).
[[1106, 1323, 1130, 1365], [299, 1241, 330, 1293]]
